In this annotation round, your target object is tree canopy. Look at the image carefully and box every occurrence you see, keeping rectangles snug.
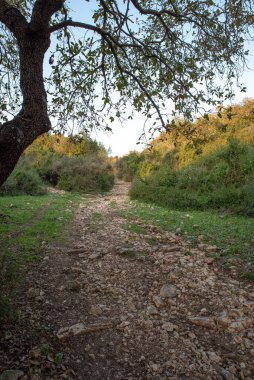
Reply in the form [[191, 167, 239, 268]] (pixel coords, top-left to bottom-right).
[[0, 0, 253, 185]]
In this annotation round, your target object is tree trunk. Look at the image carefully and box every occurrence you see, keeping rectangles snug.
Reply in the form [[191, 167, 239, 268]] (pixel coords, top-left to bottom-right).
[[0, 27, 51, 186]]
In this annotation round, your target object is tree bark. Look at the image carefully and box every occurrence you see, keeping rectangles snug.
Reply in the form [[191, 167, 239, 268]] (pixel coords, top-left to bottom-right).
[[0, 0, 64, 186], [0, 31, 50, 185]]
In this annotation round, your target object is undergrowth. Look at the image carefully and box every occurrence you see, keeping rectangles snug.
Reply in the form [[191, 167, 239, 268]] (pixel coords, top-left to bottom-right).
[[130, 139, 254, 216]]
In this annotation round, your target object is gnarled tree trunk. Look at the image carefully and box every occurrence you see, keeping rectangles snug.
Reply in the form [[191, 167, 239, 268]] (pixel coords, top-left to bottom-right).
[[0, 0, 64, 186]]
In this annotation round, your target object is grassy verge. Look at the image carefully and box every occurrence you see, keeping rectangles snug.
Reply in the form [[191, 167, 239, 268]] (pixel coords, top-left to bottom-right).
[[119, 200, 254, 279], [0, 192, 80, 319]]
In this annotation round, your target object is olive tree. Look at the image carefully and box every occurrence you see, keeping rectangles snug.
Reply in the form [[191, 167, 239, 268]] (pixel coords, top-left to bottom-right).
[[0, 0, 252, 185]]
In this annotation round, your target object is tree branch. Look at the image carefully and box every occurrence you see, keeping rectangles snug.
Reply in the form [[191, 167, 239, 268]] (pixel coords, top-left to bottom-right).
[[130, 0, 183, 20], [49, 20, 106, 34], [0, 0, 27, 38], [30, 0, 64, 31]]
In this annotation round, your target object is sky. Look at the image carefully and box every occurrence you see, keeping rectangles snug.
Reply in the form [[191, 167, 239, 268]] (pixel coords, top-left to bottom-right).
[[53, 1, 254, 157]]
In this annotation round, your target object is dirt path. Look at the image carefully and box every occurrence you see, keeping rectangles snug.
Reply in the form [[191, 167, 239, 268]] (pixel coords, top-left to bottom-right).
[[1, 182, 254, 380]]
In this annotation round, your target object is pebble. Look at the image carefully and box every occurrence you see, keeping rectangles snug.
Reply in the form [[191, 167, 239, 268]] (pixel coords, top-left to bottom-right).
[[207, 351, 221, 363], [143, 320, 154, 330], [90, 305, 103, 316], [152, 296, 164, 308], [66, 281, 81, 292], [147, 305, 158, 315], [161, 322, 177, 332]]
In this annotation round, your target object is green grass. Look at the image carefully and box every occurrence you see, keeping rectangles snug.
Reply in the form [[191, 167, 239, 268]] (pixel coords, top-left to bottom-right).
[[109, 200, 118, 209], [120, 200, 254, 277], [123, 221, 147, 235], [0, 192, 80, 260], [0, 192, 80, 319]]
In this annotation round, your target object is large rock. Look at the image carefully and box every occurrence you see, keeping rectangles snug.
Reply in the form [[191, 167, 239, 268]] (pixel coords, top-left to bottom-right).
[[227, 318, 253, 332], [57, 322, 112, 339], [159, 284, 178, 299], [0, 370, 24, 380], [189, 316, 216, 329], [57, 323, 86, 339], [216, 311, 231, 328]]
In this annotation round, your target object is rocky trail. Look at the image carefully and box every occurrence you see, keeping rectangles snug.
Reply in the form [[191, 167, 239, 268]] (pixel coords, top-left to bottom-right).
[[1, 182, 254, 380]]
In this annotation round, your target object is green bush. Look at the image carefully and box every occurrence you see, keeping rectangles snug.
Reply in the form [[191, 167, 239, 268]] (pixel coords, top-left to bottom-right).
[[0, 168, 47, 196], [130, 139, 254, 216], [51, 155, 114, 193], [35, 151, 60, 186]]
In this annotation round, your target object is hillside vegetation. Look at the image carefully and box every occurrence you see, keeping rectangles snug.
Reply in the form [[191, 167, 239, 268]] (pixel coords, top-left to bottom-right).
[[0, 133, 114, 196], [116, 99, 254, 216]]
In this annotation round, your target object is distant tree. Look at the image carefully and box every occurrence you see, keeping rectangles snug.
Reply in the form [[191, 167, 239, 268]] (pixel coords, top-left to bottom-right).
[[0, 0, 253, 185]]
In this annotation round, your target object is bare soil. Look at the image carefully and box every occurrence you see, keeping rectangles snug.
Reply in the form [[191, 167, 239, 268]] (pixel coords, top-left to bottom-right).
[[1, 182, 254, 380]]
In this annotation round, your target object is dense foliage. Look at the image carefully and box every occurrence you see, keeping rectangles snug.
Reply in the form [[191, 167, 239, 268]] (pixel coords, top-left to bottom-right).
[[0, 133, 114, 195], [116, 99, 254, 216], [0, 0, 253, 185]]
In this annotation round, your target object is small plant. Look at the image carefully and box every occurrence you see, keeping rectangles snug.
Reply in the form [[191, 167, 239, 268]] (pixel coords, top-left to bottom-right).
[[41, 344, 52, 356], [146, 236, 157, 246], [243, 272, 254, 281], [110, 200, 118, 209], [54, 352, 63, 365]]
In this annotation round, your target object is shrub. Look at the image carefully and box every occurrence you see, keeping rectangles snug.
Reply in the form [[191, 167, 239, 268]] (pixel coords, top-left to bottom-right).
[[51, 155, 114, 193], [0, 168, 47, 196], [130, 139, 254, 216]]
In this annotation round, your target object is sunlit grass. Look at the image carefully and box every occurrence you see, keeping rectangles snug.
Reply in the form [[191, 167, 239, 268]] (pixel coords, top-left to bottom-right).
[[120, 200, 254, 277]]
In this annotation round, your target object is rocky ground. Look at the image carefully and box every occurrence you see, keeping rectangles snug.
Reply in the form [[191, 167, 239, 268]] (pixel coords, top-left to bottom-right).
[[1, 182, 254, 380]]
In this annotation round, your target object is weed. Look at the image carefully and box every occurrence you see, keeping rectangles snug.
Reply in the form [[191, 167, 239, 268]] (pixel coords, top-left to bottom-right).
[[54, 352, 63, 365], [146, 237, 157, 246], [110, 200, 118, 209], [41, 344, 52, 356]]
